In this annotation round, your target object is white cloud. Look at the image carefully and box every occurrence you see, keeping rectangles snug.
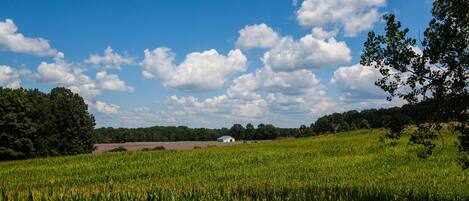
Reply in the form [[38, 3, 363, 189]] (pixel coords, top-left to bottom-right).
[[37, 52, 76, 84], [296, 0, 385, 37], [0, 19, 57, 56], [262, 33, 351, 71], [0, 65, 21, 88], [236, 23, 280, 50], [164, 65, 336, 126], [69, 82, 101, 99], [96, 71, 134, 92], [259, 67, 323, 95], [226, 73, 260, 100], [343, 8, 381, 37], [85, 46, 134, 69], [331, 63, 386, 100], [36, 52, 132, 100], [237, 99, 267, 118], [141, 48, 247, 92], [95, 101, 120, 114]]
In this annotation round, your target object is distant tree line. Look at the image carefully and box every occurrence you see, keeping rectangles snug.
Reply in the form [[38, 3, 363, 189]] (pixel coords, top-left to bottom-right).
[[94, 100, 447, 143], [94, 123, 299, 143], [309, 99, 455, 135], [0, 87, 95, 161]]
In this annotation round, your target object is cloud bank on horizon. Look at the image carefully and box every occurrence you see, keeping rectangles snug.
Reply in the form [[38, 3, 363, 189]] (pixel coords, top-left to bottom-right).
[[0, 0, 425, 128]]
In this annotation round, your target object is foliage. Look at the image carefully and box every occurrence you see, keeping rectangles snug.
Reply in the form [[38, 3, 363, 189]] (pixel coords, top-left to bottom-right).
[[0, 130, 467, 200], [0, 87, 95, 161], [94, 124, 299, 143], [107, 146, 127, 152], [152, 146, 165, 150], [360, 0, 468, 166]]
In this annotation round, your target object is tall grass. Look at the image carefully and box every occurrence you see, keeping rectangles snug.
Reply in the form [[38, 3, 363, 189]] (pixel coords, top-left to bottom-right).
[[0, 129, 468, 200]]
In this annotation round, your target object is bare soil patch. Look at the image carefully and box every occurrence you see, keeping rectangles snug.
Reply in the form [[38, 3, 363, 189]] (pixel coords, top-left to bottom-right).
[[93, 141, 238, 153]]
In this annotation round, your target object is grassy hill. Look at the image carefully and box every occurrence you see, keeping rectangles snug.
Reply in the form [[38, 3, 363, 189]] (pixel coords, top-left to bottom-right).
[[0, 129, 468, 200]]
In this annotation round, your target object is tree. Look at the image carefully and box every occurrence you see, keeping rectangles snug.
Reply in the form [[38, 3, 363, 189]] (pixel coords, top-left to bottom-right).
[[245, 123, 255, 140], [0, 87, 96, 161], [230, 124, 245, 140], [361, 0, 468, 166]]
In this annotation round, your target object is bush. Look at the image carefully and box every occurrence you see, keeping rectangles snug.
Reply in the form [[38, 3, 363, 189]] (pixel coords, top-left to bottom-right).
[[152, 146, 166, 150], [108, 146, 127, 152]]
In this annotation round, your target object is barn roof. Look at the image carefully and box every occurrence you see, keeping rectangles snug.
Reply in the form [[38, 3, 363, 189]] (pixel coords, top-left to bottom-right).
[[217, 136, 234, 140]]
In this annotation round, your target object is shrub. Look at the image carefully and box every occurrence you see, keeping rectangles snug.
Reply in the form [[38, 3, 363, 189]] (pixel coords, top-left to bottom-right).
[[152, 146, 166, 150], [108, 146, 127, 152]]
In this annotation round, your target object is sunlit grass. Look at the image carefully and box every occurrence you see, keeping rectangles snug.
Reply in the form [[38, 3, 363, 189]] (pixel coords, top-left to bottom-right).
[[0, 129, 468, 200]]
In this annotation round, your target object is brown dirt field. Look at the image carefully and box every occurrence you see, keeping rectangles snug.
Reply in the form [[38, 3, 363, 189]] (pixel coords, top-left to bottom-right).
[[93, 141, 239, 153]]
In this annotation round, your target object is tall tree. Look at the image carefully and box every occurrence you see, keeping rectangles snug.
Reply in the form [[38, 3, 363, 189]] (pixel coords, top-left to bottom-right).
[[49, 87, 96, 155], [361, 0, 468, 167]]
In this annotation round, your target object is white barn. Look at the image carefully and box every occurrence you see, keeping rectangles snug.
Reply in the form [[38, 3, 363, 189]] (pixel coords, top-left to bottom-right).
[[217, 136, 235, 142]]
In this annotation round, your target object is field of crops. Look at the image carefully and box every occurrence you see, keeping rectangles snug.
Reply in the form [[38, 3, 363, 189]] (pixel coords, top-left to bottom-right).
[[0, 129, 468, 201]]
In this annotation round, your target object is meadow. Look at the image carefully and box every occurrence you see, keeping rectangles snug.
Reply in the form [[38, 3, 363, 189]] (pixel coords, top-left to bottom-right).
[[0, 129, 468, 201]]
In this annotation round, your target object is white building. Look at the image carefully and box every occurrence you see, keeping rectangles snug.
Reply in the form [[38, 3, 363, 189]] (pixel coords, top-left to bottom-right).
[[217, 136, 235, 142]]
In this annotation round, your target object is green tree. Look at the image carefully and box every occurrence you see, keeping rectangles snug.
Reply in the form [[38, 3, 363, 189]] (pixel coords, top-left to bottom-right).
[[230, 124, 245, 140], [361, 0, 468, 166], [49, 87, 96, 155], [245, 123, 255, 140]]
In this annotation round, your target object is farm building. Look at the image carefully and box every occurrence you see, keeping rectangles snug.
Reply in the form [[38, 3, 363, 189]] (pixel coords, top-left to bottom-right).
[[217, 136, 235, 142]]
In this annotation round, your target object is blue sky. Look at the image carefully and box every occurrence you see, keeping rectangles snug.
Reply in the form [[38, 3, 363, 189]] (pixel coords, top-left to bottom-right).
[[0, 0, 433, 128]]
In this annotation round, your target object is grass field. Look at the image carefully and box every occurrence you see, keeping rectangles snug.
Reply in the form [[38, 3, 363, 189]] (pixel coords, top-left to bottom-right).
[[0, 129, 468, 201]]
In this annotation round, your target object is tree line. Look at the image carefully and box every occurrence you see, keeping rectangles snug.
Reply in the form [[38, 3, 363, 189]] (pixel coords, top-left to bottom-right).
[[94, 101, 436, 143], [94, 123, 299, 143], [0, 87, 95, 161]]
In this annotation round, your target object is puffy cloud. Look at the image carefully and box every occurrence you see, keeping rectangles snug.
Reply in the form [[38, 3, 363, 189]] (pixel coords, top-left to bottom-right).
[[165, 65, 335, 125], [96, 71, 134, 92], [95, 101, 120, 114], [236, 23, 280, 49], [36, 53, 132, 100], [296, 0, 385, 37], [262, 33, 351, 71], [0, 19, 57, 56], [226, 73, 260, 100], [85, 46, 134, 69], [0, 65, 21, 88], [37, 52, 76, 84], [140, 48, 247, 92], [259, 67, 323, 95], [331, 63, 386, 100], [69, 82, 101, 100], [237, 99, 267, 118]]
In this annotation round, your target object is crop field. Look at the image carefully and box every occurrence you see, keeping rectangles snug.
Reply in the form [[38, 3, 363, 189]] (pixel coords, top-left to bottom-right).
[[0, 129, 468, 201]]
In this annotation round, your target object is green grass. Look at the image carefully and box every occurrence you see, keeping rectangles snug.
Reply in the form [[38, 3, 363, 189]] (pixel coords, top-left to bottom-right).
[[0, 129, 468, 200]]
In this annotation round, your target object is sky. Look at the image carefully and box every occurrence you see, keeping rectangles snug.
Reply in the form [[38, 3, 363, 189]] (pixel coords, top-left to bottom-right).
[[0, 0, 434, 128]]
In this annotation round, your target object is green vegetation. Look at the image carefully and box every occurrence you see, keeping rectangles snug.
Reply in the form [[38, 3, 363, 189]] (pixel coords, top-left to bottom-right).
[[0, 129, 468, 200], [361, 0, 468, 165], [107, 146, 127, 152], [0, 87, 95, 161]]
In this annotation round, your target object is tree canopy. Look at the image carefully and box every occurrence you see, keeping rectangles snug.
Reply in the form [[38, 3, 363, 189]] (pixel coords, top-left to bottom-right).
[[0, 87, 95, 160], [360, 0, 468, 167]]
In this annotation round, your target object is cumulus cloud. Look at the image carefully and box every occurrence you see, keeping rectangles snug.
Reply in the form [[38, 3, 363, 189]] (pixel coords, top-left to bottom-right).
[[296, 0, 386, 37], [165, 65, 335, 126], [140, 48, 247, 92], [37, 52, 77, 84], [95, 101, 120, 114], [236, 23, 280, 50], [262, 33, 351, 71], [85, 46, 134, 69], [0, 65, 21, 88], [331, 63, 386, 100], [36, 53, 132, 99], [0, 19, 58, 56], [96, 71, 134, 92]]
